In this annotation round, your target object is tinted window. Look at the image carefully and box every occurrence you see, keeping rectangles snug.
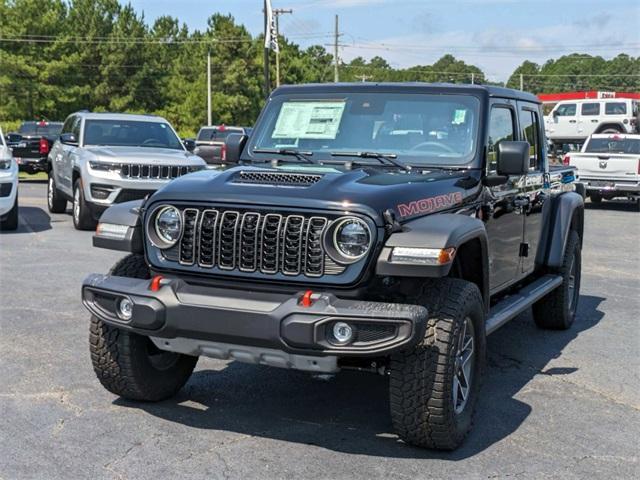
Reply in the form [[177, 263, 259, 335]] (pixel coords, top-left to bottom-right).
[[581, 103, 600, 116], [83, 119, 183, 150], [61, 116, 75, 134], [520, 109, 541, 170], [585, 137, 640, 154], [248, 93, 481, 166], [488, 107, 514, 172], [605, 102, 627, 115], [555, 104, 576, 116], [197, 127, 243, 142], [18, 122, 63, 136]]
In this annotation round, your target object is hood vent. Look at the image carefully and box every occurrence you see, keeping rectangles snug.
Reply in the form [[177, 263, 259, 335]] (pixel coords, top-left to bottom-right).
[[233, 170, 322, 187]]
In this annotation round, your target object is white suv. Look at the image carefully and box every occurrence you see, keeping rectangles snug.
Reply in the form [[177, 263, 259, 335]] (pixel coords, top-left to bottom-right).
[[545, 98, 639, 144]]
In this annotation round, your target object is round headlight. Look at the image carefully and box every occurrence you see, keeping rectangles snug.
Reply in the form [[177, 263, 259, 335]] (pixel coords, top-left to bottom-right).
[[154, 206, 182, 247], [333, 217, 371, 260]]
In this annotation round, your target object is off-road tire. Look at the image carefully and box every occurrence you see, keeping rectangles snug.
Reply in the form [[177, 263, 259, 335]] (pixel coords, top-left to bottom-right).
[[0, 194, 18, 231], [89, 254, 198, 401], [533, 230, 581, 330], [589, 193, 602, 204], [389, 278, 486, 450], [47, 172, 67, 213], [601, 127, 623, 134], [72, 178, 96, 230]]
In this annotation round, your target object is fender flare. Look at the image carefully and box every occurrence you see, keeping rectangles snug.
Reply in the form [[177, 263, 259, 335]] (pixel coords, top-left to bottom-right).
[[376, 213, 490, 306], [537, 191, 584, 268], [92, 200, 144, 253]]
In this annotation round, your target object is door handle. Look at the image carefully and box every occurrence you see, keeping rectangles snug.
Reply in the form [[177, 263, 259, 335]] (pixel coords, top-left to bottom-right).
[[569, 120, 577, 123], [591, 119, 598, 123]]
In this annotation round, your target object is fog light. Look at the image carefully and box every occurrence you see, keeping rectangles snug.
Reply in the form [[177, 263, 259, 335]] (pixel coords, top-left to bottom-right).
[[333, 322, 354, 344], [117, 297, 133, 321]]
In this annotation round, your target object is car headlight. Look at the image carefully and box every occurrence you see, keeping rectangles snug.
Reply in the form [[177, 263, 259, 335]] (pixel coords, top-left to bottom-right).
[[332, 217, 371, 261], [154, 206, 182, 247], [0, 159, 11, 170]]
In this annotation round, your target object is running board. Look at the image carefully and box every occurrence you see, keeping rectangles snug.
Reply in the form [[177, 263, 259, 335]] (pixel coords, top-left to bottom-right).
[[486, 274, 563, 335]]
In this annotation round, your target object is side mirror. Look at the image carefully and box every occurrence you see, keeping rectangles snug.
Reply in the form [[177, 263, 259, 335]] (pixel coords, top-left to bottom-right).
[[497, 141, 530, 176], [182, 138, 196, 152], [552, 110, 559, 117], [224, 133, 248, 164], [60, 133, 78, 146]]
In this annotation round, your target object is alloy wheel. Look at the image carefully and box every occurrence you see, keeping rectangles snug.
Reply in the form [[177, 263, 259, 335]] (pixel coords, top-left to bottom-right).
[[453, 316, 475, 415]]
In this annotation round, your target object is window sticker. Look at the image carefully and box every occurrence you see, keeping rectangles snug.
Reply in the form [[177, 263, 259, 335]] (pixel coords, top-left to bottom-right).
[[272, 101, 346, 139], [453, 109, 467, 124]]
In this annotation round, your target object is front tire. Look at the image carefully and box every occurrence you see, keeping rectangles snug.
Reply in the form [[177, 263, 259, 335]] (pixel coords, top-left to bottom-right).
[[533, 230, 581, 330], [47, 172, 67, 213], [389, 278, 486, 450], [89, 254, 198, 401], [0, 194, 18, 231], [72, 178, 97, 230], [589, 193, 602, 204]]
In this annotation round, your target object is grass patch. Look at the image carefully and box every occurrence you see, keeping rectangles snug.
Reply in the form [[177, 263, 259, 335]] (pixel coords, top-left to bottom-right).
[[19, 171, 47, 181]]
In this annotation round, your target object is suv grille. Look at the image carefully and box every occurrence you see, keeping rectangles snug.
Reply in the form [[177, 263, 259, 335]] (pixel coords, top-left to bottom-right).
[[233, 171, 322, 187], [168, 207, 345, 277], [120, 164, 199, 179]]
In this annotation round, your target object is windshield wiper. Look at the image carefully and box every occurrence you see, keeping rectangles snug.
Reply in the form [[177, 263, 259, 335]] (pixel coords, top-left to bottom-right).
[[330, 151, 411, 172], [252, 147, 316, 164]]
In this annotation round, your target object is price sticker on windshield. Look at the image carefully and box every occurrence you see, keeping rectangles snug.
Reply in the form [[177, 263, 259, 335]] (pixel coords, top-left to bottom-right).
[[272, 101, 346, 140]]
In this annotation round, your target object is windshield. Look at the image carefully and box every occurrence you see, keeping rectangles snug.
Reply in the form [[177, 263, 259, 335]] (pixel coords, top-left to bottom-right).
[[246, 92, 480, 166], [18, 122, 63, 137], [83, 119, 183, 150], [585, 137, 640, 154]]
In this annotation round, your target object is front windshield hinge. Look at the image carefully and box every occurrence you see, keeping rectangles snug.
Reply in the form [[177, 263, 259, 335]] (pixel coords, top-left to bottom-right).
[[383, 209, 403, 233]]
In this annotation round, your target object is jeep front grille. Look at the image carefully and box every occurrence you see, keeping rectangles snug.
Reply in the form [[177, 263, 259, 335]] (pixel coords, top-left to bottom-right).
[[171, 208, 344, 277], [120, 164, 199, 179]]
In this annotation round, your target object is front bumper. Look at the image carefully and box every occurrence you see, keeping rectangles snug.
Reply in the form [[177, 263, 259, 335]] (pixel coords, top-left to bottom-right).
[[0, 165, 19, 217], [81, 274, 428, 370]]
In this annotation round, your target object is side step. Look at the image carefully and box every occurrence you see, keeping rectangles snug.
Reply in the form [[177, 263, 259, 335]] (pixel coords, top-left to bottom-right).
[[486, 274, 563, 335]]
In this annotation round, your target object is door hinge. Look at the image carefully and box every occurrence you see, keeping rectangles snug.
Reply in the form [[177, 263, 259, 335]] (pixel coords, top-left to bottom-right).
[[519, 242, 529, 257]]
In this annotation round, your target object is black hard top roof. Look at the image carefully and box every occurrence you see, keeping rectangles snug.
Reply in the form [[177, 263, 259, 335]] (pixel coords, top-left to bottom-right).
[[272, 82, 540, 104]]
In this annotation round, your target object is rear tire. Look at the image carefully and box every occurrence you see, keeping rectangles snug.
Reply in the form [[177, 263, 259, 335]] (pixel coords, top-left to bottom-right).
[[47, 172, 67, 213], [0, 194, 18, 231], [89, 254, 198, 401], [72, 178, 96, 230], [389, 278, 486, 450], [533, 230, 581, 330], [589, 193, 602, 204], [600, 127, 622, 134]]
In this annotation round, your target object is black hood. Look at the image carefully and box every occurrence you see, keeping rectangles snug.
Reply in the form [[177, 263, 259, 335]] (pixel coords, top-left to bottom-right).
[[149, 164, 481, 226]]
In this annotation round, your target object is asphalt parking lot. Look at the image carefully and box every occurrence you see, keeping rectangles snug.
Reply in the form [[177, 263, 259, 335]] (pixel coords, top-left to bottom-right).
[[1, 181, 639, 479]]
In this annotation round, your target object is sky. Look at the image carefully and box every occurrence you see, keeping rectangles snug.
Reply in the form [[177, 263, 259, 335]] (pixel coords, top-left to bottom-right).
[[128, 0, 640, 82]]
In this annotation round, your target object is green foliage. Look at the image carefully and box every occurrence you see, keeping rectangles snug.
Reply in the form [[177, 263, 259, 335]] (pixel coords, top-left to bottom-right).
[[1, 1, 637, 136]]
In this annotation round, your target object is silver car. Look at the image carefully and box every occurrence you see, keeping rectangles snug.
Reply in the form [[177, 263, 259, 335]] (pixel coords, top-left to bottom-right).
[[47, 112, 206, 230]]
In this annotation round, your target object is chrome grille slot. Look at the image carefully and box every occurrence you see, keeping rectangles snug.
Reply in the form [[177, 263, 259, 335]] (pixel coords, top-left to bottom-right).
[[260, 214, 282, 274], [305, 217, 327, 277], [119, 163, 197, 179], [281, 215, 305, 275], [198, 210, 219, 267], [239, 213, 261, 271], [218, 211, 240, 270], [179, 209, 199, 265]]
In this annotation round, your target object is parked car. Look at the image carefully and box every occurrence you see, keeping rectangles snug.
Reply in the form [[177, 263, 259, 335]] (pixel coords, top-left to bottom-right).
[[47, 112, 207, 230], [194, 125, 250, 165], [566, 133, 640, 208], [545, 98, 639, 145], [0, 126, 19, 230], [7, 120, 63, 174], [83, 83, 584, 451]]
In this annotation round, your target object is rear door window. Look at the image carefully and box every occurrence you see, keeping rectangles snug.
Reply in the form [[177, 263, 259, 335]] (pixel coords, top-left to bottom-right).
[[605, 102, 627, 115], [581, 103, 600, 116]]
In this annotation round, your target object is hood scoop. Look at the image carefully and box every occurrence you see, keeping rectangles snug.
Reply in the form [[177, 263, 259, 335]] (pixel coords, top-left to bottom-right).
[[232, 170, 323, 187]]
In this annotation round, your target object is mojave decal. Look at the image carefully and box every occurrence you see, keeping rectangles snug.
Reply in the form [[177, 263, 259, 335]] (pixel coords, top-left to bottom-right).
[[397, 192, 463, 217]]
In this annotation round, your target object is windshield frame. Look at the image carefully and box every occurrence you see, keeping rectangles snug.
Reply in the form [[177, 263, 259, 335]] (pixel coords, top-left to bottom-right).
[[243, 90, 484, 169], [81, 118, 185, 151]]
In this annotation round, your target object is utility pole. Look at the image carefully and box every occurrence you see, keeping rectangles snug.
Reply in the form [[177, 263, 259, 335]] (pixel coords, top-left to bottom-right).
[[263, 0, 270, 97], [360, 74, 371, 82], [334, 14, 340, 83], [273, 8, 293, 87], [471, 72, 475, 85], [520, 73, 524, 91], [207, 50, 212, 126]]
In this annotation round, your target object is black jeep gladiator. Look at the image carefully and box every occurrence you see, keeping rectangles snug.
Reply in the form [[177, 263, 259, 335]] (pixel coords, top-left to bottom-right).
[[82, 83, 583, 450]]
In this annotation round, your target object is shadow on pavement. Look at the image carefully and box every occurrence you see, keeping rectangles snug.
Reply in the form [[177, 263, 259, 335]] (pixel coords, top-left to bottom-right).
[[116, 294, 605, 460], [1, 206, 52, 234], [585, 200, 638, 212]]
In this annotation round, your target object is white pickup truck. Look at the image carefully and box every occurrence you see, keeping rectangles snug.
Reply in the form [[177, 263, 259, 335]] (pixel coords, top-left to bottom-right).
[[566, 133, 640, 208]]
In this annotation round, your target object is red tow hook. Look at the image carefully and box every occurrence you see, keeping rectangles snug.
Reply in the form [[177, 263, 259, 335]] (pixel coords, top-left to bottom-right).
[[300, 290, 314, 308], [149, 275, 165, 292]]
